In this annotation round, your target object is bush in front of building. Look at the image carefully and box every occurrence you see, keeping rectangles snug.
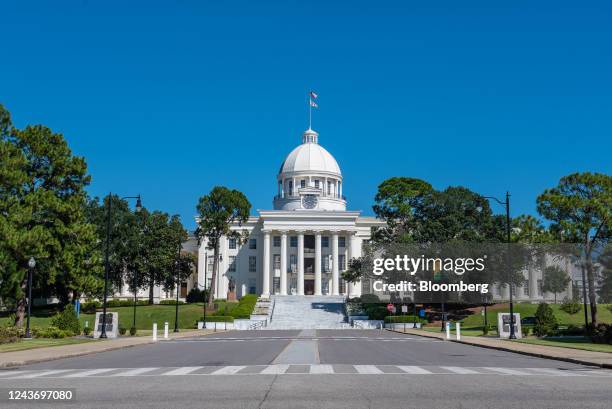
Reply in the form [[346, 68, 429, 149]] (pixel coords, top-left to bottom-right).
[[0, 325, 23, 344], [384, 315, 427, 324], [159, 299, 186, 305], [50, 304, 81, 336], [186, 288, 209, 303], [364, 305, 389, 320], [33, 326, 69, 339], [588, 323, 612, 344], [560, 298, 581, 315], [533, 302, 558, 337]]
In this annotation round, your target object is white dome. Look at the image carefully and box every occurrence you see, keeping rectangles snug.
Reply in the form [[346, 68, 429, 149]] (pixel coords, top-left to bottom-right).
[[279, 129, 341, 176]]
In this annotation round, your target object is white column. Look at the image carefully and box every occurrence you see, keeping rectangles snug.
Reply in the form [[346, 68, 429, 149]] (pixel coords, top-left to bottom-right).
[[315, 232, 322, 296], [262, 231, 270, 297], [298, 232, 304, 295], [280, 232, 288, 295], [332, 233, 339, 296], [529, 265, 538, 301]]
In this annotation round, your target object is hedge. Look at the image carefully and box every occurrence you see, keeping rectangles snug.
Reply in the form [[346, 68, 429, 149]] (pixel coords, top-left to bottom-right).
[[197, 316, 234, 323], [384, 315, 427, 324]]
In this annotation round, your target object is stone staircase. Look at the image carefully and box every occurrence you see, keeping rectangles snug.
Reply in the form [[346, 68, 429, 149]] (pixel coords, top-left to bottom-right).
[[265, 295, 350, 330]]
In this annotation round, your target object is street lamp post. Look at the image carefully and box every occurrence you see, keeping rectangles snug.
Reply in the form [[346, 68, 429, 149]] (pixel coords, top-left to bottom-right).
[[25, 257, 36, 339], [174, 239, 181, 333], [100, 194, 142, 339], [484, 192, 516, 339], [203, 253, 207, 328]]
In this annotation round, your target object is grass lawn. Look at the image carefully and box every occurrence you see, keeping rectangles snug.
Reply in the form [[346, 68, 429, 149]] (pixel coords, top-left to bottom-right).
[[515, 337, 612, 353], [460, 303, 612, 328], [0, 302, 236, 331], [0, 337, 93, 353]]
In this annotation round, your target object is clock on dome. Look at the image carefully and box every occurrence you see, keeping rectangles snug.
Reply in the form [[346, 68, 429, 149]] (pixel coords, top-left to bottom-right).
[[302, 194, 318, 209]]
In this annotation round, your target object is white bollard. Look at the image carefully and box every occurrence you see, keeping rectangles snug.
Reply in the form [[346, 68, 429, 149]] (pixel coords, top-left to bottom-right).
[[164, 322, 169, 339], [445, 322, 451, 339], [152, 323, 157, 341], [456, 322, 461, 341]]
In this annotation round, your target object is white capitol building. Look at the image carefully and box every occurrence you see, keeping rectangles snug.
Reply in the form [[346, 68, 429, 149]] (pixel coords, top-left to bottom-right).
[[196, 127, 384, 300]]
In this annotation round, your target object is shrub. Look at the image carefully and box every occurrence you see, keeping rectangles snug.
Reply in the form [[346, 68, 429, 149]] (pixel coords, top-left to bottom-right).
[[159, 299, 185, 305], [129, 327, 137, 336], [384, 315, 426, 324], [34, 326, 68, 339], [364, 305, 389, 320], [0, 326, 23, 344], [534, 303, 557, 337], [118, 326, 127, 335], [522, 326, 530, 336], [560, 298, 581, 315], [360, 294, 380, 304], [186, 288, 208, 303], [50, 304, 81, 336], [83, 326, 92, 336], [81, 301, 101, 314], [588, 323, 612, 344]]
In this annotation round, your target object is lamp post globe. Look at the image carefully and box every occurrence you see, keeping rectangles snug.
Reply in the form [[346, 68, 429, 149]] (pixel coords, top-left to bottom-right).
[[25, 257, 36, 339]]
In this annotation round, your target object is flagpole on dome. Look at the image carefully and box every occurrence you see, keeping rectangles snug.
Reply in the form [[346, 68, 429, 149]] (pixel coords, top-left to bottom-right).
[[309, 90, 318, 130]]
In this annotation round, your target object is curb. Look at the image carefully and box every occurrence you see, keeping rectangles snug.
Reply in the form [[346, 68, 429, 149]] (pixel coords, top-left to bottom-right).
[[0, 330, 222, 369], [388, 329, 612, 370]]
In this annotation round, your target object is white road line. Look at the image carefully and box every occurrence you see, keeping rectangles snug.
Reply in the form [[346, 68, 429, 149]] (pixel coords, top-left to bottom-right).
[[162, 367, 204, 376], [310, 364, 334, 374], [481, 367, 533, 376], [261, 364, 290, 374], [354, 365, 384, 374], [64, 368, 119, 378], [113, 367, 159, 377], [0, 370, 35, 378], [397, 366, 432, 374], [526, 368, 582, 376], [210, 366, 246, 375], [440, 366, 481, 374], [12, 369, 73, 379]]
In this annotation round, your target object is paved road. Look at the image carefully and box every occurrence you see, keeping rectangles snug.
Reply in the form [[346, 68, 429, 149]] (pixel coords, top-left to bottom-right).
[[0, 330, 610, 408]]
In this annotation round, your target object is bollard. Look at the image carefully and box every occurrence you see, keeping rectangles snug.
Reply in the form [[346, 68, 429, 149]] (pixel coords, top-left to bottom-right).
[[456, 322, 461, 341], [445, 322, 451, 340], [152, 323, 157, 341], [164, 322, 169, 339]]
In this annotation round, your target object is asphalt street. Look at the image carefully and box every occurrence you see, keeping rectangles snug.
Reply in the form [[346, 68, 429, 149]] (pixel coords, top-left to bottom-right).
[[1, 329, 610, 409]]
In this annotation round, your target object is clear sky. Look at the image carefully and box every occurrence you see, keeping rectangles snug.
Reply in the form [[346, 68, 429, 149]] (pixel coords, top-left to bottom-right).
[[2, 1, 610, 230]]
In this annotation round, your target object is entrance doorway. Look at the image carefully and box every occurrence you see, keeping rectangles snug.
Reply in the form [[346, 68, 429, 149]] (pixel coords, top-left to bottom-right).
[[304, 279, 315, 295]]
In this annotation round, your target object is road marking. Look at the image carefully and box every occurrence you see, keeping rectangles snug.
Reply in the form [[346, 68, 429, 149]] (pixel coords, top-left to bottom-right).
[[162, 366, 204, 376], [310, 364, 334, 374], [64, 368, 119, 378], [440, 366, 480, 374], [526, 368, 583, 376], [481, 367, 533, 376], [261, 364, 289, 374], [211, 366, 245, 375], [0, 370, 35, 378], [354, 365, 384, 374], [397, 366, 432, 374], [113, 367, 159, 377], [12, 369, 73, 379]]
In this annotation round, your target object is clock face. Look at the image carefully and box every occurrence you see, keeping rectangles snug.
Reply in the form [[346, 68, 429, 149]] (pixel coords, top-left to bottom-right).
[[302, 194, 318, 209]]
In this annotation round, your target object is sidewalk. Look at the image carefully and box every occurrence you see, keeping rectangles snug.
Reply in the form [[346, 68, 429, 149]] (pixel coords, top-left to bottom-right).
[[0, 329, 221, 368], [392, 328, 612, 369]]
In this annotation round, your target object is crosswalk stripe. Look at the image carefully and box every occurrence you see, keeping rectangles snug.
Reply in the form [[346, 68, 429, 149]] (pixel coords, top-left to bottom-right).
[[310, 364, 334, 374], [210, 366, 246, 375], [481, 367, 533, 376], [13, 369, 73, 379], [0, 370, 34, 378], [162, 367, 204, 376], [261, 364, 289, 374], [441, 366, 481, 374], [526, 368, 582, 376], [397, 366, 432, 374], [64, 368, 119, 378], [354, 365, 384, 374], [113, 367, 159, 377]]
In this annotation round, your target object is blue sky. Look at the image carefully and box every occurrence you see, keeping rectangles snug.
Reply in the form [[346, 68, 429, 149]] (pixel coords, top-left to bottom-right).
[[2, 1, 610, 230]]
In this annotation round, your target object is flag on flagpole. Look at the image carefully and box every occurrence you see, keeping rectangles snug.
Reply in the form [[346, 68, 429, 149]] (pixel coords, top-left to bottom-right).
[[310, 91, 318, 99], [310, 99, 318, 108]]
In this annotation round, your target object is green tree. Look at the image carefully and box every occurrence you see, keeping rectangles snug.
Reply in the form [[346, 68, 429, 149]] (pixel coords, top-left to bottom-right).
[[542, 265, 570, 304], [195, 186, 251, 308], [537, 172, 611, 325], [0, 105, 99, 326], [597, 244, 612, 303], [534, 302, 558, 337]]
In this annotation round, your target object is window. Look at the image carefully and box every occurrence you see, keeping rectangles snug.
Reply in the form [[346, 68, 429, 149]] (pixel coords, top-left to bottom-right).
[[228, 238, 237, 249], [288, 181, 293, 196], [327, 181, 332, 196], [290, 254, 297, 272], [273, 277, 280, 294], [523, 280, 530, 296], [300, 180, 306, 188], [207, 258, 214, 274], [314, 179, 320, 189], [338, 237, 346, 247], [339, 255, 346, 271], [537, 279, 543, 296], [249, 256, 256, 273], [248, 279, 256, 295], [273, 236, 281, 247], [322, 255, 331, 272], [273, 254, 281, 270], [322, 236, 329, 248], [249, 238, 257, 249], [290, 236, 298, 247], [228, 256, 236, 272]]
